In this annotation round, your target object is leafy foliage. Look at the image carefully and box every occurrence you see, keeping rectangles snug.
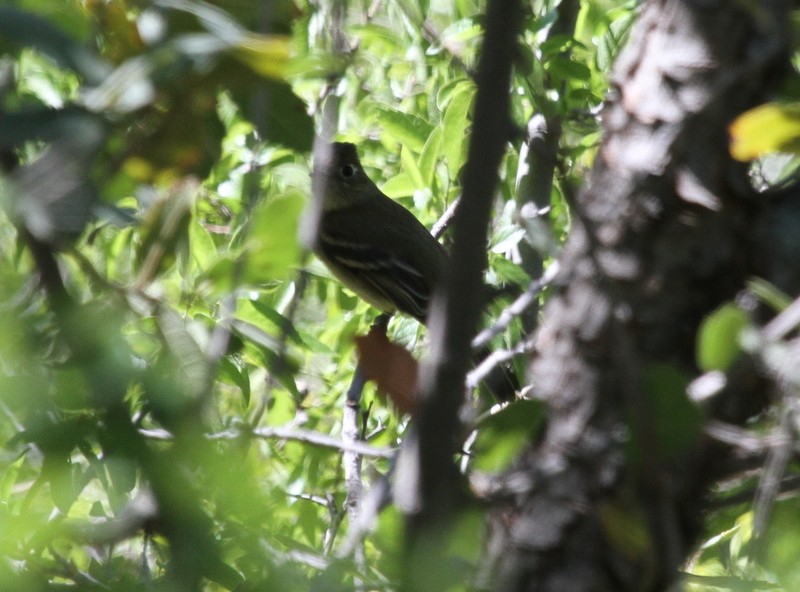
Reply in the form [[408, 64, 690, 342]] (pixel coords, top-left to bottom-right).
[[0, 0, 799, 591]]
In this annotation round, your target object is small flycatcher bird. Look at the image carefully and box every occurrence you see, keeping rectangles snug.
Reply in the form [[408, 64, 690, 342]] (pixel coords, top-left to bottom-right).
[[310, 142, 516, 401], [310, 142, 448, 323]]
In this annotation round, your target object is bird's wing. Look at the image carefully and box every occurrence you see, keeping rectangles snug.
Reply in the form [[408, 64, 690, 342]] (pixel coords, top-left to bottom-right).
[[319, 230, 431, 321]]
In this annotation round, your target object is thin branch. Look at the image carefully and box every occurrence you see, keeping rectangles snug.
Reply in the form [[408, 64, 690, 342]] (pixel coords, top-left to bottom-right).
[[338, 472, 393, 558], [751, 401, 796, 559], [467, 336, 537, 390], [430, 196, 460, 240], [704, 421, 787, 455], [138, 425, 394, 458], [706, 475, 800, 511], [762, 293, 800, 341], [471, 262, 560, 351]]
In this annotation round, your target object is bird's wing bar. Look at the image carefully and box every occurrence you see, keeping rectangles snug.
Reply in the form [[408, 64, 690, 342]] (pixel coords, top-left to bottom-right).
[[319, 233, 430, 320]]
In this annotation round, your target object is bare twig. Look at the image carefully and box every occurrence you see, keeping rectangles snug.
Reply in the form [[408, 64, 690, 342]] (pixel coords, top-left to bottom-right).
[[138, 425, 394, 458], [471, 262, 559, 351], [338, 472, 393, 558], [751, 402, 796, 560], [467, 336, 536, 390], [704, 421, 787, 455], [430, 196, 460, 240], [762, 294, 800, 341]]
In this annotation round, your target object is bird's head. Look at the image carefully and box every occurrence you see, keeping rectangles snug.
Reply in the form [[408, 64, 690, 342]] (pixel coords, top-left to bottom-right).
[[312, 142, 374, 211]]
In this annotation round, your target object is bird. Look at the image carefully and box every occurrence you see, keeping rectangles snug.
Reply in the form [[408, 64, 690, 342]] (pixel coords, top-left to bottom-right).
[[310, 142, 517, 402], [310, 142, 448, 323]]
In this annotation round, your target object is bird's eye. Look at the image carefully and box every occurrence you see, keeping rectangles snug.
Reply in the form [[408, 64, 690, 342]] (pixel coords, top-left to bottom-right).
[[341, 164, 357, 178]]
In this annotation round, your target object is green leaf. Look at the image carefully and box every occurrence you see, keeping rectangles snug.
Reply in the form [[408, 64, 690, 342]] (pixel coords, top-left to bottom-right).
[[473, 400, 546, 472], [244, 190, 305, 282], [696, 303, 749, 372], [748, 278, 792, 312], [418, 127, 442, 187], [249, 300, 305, 346], [440, 18, 482, 46], [765, 498, 800, 589], [400, 144, 425, 189], [641, 363, 700, 461], [490, 256, 530, 286], [228, 77, 314, 152], [219, 356, 251, 406], [441, 80, 475, 178], [375, 107, 433, 153], [380, 173, 417, 199], [546, 56, 592, 82]]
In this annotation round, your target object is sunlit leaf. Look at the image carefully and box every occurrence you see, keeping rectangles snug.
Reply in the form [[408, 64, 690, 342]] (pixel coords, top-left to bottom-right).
[[134, 183, 194, 287], [376, 107, 433, 153], [441, 80, 475, 178], [230, 33, 291, 79], [244, 189, 305, 282], [729, 102, 800, 161]]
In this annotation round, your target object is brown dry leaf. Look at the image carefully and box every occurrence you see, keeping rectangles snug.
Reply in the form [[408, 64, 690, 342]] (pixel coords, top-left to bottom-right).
[[354, 329, 419, 416]]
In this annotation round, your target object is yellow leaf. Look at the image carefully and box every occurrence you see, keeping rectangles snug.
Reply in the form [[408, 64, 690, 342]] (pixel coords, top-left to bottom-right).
[[230, 33, 291, 80], [729, 102, 800, 161]]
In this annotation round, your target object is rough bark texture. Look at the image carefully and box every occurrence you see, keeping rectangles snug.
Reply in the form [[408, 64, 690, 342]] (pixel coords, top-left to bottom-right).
[[485, 1, 792, 590]]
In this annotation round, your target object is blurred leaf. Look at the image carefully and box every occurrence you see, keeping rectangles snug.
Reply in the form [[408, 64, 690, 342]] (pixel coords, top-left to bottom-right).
[[5, 136, 103, 246], [546, 56, 592, 82], [696, 303, 748, 372], [641, 363, 700, 461], [354, 327, 419, 416], [441, 18, 482, 46], [228, 77, 314, 152], [0, 106, 102, 148], [244, 189, 304, 282], [729, 103, 800, 161], [135, 183, 194, 287], [748, 278, 792, 312], [599, 497, 652, 566], [158, 307, 208, 397], [230, 33, 291, 79], [400, 144, 425, 189], [232, 318, 281, 351], [473, 400, 546, 472], [219, 356, 251, 406], [249, 300, 305, 346], [380, 173, 417, 199], [491, 256, 530, 286], [0, 6, 110, 84], [765, 498, 800, 589]]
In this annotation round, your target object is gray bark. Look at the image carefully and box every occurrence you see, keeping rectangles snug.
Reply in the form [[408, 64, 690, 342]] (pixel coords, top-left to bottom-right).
[[485, 1, 793, 590]]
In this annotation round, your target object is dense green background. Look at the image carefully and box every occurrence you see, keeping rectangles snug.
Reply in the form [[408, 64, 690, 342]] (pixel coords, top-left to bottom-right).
[[0, 0, 798, 590]]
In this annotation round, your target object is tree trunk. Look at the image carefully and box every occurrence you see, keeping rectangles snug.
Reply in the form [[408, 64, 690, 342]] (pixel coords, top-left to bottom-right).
[[485, 1, 793, 590]]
